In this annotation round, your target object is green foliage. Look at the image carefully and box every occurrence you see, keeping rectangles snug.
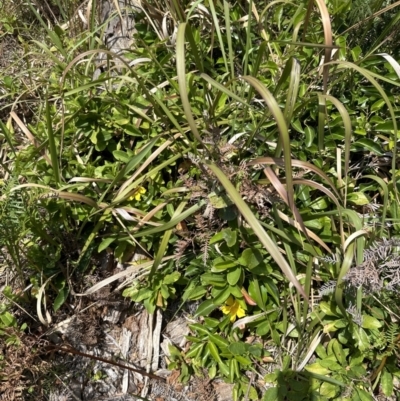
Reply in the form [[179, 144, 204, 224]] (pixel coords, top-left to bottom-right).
[[2, 0, 400, 398]]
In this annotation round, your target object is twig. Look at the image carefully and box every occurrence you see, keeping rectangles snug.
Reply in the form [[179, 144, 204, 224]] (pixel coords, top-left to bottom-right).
[[44, 344, 165, 381]]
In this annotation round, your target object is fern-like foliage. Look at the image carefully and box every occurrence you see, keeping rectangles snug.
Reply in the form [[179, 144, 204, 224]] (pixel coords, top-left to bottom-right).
[[342, 238, 400, 294]]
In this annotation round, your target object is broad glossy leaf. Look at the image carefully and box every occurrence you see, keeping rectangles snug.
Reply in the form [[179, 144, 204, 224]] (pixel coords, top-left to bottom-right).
[[347, 192, 370, 206], [262, 387, 278, 401], [194, 300, 218, 317], [352, 138, 383, 155], [305, 362, 330, 375], [0, 311, 16, 327], [320, 382, 337, 398], [381, 369, 393, 396], [227, 267, 242, 286], [361, 315, 382, 329], [238, 248, 263, 269], [222, 228, 237, 247], [229, 341, 248, 356], [212, 257, 237, 271]]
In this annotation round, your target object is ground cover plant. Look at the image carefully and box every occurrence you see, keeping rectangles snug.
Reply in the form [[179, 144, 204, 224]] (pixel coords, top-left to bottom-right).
[[2, 0, 400, 399]]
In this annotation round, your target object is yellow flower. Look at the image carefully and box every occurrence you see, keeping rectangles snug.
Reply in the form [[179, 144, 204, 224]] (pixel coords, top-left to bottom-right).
[[128, 186, 146, 201], [220, 296, 246, 322]]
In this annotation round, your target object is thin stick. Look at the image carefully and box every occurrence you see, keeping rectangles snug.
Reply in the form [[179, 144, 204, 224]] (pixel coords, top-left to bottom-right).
[[45, 345, 165, 381]]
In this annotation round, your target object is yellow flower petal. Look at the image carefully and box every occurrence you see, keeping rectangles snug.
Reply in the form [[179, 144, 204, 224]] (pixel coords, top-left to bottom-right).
[[220, 296, 247, 322], [128, 186, 146, 201], [220, 305, 231, 315], [236, 306, 246, 319]]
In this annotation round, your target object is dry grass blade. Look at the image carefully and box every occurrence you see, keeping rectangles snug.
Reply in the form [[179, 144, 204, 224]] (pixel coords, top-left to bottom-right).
[[376, 53, 400, 79], [10, 184, 101, 209], [343, 229, 369, 252], [232, 310, 278, 330], [303, 0, 332, 93], [292, 179, 341, 210], [78, 256, 175, 296], [263, 166, 317, 251], [241, 76, 295, 213], [248, 0, 268, 41], [37, 275, 56, 326], [276, 210, 331, 254], [115, 134, 181, 202], [68, 177, 113, 183], [10, 111, 52, 165], [207, 162, 308, 300], [249, 157, 341, 198], [315, 0, 332, 94], [295, 331, 322, 371], [112, 0, 124, 26]]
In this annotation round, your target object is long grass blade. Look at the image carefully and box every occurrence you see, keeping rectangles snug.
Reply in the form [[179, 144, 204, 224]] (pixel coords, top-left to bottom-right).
[[207, 163, 307, 299], [242, 76, 295, 213], [176, 23, 204, 146], [45, 94, 61, 185]]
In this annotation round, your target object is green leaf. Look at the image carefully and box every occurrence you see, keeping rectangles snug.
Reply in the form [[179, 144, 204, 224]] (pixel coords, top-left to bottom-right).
[[319, 301, 340, 317], [229, 342, 248, 356], [194, 300, 218, 317], [352, 328, 370, 351], [356, 388, 374, 401], [332, 339, 347, 366], [189, 323, 211, 337], [309, 197, 329, 210], [212, 257, 237, 271], [207, 341, 223, 364], [98, 237, 115, 253], [208, 364, 217, 379], [207, 163, 307, 299], [223, 228, 237, 247], [212, 286, 231, 305], [381, 369, 393, 396], [320, 382, 337, 398], [371, 99, 385, 112], [163, 271, 181, 285], [375, 121, 396, 132], [201, 273, 227, 286], [305, 362, 330, 375], [263, 387, 279, 401], [53, 288, 69, 312], [209, 333, 230, 349], [352, 138, 383, 155], [208, 192, 233, 209], [227, 267, 242, 286], [347, 192, 370, 206], [210, 231, 224, 244], [304, 126, 315, 147], [361, 315, 382, 329], [319, 359, 342, 371], [238, 248, 263, 269], [182, 282, 207, 301], [113, 150, 130, 162], [234, 355, 252, 366], [0, 311, 16, 327]]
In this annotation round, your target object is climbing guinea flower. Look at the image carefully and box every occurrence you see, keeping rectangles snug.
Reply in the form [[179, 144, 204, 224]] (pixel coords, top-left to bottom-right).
[[220, 296, 246, 322], [128, 186, 146, 201]]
